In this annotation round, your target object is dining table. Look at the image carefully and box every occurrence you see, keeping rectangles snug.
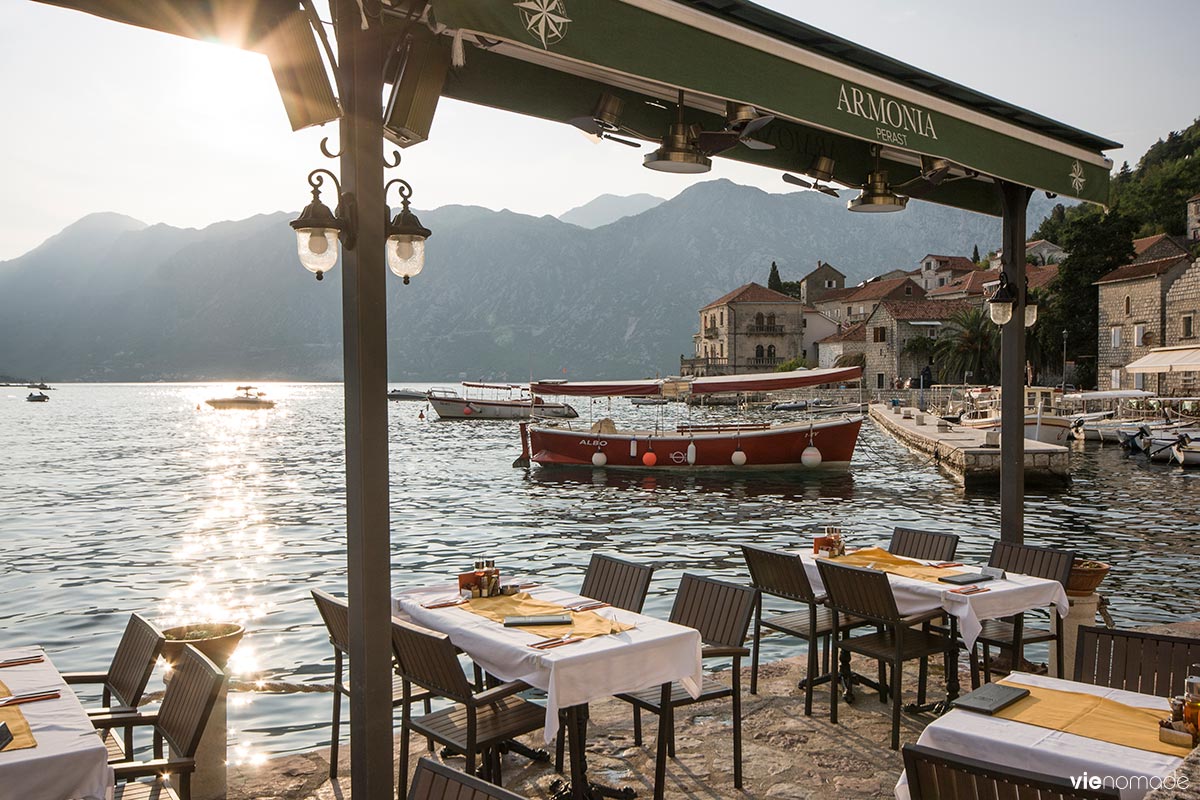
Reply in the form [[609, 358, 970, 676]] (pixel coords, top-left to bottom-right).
[[795, 547, 1070, 708], [894, 671, 1191, 800], [394, 582, 703, 800], [0, 645, 113, 800]]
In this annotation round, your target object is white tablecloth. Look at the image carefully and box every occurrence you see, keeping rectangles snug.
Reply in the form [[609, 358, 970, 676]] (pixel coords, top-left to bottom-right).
[[895, 672, 1186, 800], [395, 584, 703, 743], [798, 553, 1069, 649], [0, 647, 113, 800]]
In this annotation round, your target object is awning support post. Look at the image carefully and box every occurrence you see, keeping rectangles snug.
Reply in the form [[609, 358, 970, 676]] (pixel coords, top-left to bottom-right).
[[998, 181, 1030, 545], [334, 1, 393, 796]]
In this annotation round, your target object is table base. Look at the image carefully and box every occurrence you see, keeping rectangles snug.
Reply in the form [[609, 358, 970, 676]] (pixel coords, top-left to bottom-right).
[[554, 703, 641, 800]]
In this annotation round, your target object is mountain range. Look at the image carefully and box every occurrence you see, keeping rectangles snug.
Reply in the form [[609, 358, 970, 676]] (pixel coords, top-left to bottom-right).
[[0, 180, 1060, 381]]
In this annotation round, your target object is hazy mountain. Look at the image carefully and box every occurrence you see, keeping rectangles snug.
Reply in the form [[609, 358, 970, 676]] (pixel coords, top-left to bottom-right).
[[0, 181, 1060, 381], [558, 193, 665, 229]]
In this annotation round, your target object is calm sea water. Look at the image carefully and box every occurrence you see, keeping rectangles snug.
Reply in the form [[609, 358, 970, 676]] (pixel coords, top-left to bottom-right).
[[2, 383, 1198, 761]]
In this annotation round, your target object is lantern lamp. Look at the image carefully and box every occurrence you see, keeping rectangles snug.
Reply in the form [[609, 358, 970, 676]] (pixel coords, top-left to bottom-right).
[[290, 169, 355, 281], [385, 178, 432, 284]]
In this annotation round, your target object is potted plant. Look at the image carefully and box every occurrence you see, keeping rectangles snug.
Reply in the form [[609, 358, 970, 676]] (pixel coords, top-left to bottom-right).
[[160, 622, 245, 670], [1065, 558, 1110, 597]]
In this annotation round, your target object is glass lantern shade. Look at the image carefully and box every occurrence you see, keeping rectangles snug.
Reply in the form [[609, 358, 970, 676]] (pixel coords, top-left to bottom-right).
[[387, 234, 426, 283], [988, 300, 1014, 326], [1024, 302, 1039, 327], [295, 227, 339, 279]]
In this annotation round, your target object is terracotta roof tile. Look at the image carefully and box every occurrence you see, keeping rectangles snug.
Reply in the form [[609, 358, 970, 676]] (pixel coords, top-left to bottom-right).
[[817, 322, 866, 343], [701, 282, 802, 310], [928, 269, 1000, 296], [814, 286, 857, 302], [1094, 255, 1191, 285], [845, 276, 925, 302], [878, 299, 972, 320]]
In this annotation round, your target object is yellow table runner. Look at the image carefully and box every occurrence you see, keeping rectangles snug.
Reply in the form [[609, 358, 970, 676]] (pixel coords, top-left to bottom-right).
[[826, 547, 966, 583], [462, 593, 635, 640], [994, 679, 1193, 758], [0, 679, 38, 752]]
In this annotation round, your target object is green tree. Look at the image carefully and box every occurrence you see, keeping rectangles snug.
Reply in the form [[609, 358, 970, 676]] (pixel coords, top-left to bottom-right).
[[932, 307, 1000, 384], [775, 356, 811, 371], [833, 352, 866, 369], [972, 243, 981, 264], [768, 261, 783, 292]]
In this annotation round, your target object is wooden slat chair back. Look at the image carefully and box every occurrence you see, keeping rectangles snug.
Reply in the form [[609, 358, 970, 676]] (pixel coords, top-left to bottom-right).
[[579, 554, 654, 613], [106, 614, 167, 709], [740, 544, 820, 603], [408, 757, 527, 800], [988, 541, 1074, 584], [157, 645, 225, 762], [390, 620, 476, 705], [1074, 626, 1200, 697], [902, 744, 1120, 799], [817, 560, 901, 624], [669, 573, 757, 650], [889, 527, 959, 562], [311, 589, 352, 654]]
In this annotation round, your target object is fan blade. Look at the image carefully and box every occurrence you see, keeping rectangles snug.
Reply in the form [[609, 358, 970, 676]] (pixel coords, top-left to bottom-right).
[[742, 138, 775, 151], [817, 185, 840, 198], [568, 115, 602, 135], [739, 114, 775, 137], [601, 133, 641, 148], [696, 130, 739, 155], [782, 173, 813, 189], [894, 175, 937, 197]]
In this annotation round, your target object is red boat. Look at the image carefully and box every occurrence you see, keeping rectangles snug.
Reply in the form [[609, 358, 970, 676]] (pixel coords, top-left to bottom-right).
[[516, 367, 863, 471]]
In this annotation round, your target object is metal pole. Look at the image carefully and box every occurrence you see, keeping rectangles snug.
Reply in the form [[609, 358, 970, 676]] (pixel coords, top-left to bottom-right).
[[998, 182, 1030, 544], [1062, 330, 1068, 390], [334, 1, 393, 796]]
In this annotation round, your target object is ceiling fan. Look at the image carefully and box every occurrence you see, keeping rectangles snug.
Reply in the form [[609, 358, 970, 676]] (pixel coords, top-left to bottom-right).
[[893, 156, 979, 198], [567, 92, 643, 148], [782, 155, 840, 197], [692, 102, 777, 155]]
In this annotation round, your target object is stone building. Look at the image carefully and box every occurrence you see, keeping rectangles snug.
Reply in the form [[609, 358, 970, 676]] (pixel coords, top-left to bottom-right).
[[802, 306, 840, 365], [1162, 257, 1200, 394], [816, 322, 866, 370], [859, 300, 970, 389], [913, 254, 977, 291], [1095, 254, 1192, 392], [796, 261, 846, 305], [812, 276, 925, 324], [989, 239, 1066, 268], [1131, 232, 1192, 264], [1189, 193, 1200, 245], [681, 282, 804, 377]]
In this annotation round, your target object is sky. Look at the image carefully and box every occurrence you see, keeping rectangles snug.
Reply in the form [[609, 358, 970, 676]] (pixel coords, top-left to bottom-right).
[[1, 0, 1197, 261]]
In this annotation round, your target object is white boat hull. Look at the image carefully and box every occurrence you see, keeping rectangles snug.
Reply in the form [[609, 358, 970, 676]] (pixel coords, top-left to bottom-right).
[[959, 414, 1073, 444], [205, 397, 275, 409], [429, 395, 577, 420]]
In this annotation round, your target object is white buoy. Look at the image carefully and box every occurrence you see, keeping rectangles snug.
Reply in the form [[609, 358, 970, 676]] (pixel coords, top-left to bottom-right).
[[592, 451, 607, 467], [686, 442, 697, 465], [629, 439, 638, 458], [731, 449, 747, 466], [801, 445, 823, 467]]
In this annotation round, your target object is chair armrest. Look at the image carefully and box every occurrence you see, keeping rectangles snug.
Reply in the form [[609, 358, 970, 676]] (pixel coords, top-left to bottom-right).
[[899, 609, 947, 627], [702, 646, 751, 659], [91, 711, 159, 729], [473, 680, 530, 705], [61, 672, 109, 685], [113, 758, 196, 780], [87, 705, 136, 717]]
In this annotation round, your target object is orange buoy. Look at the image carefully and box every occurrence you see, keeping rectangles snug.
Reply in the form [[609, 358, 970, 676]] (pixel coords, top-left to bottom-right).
[[642, 451, 657, 467]]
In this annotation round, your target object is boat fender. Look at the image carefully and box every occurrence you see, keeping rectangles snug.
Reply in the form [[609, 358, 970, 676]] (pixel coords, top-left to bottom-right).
[[629, 439, 638, 458], [592, 451, 608, 467], [463, 406, 473, 415], [731, 448, 747, 467], [642, 451, 657, 467], [801, 446, 822, 467], [686, 442, 697, 465]]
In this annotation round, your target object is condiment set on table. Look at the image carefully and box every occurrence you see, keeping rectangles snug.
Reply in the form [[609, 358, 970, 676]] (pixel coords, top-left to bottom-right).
[[460, 558, 517, 599], [1160, 664, 1200, 748], [813, 526, 847, 557]]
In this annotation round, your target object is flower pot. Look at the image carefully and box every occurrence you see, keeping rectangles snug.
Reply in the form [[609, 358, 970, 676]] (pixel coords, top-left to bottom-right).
[[1066, 559, 1110, 597], [161, 623, 245, 670]]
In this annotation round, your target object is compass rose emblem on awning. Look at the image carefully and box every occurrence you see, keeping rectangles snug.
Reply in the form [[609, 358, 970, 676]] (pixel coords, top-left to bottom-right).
[[1069, 160, 1086, 193], [515, 0, 570, 49]]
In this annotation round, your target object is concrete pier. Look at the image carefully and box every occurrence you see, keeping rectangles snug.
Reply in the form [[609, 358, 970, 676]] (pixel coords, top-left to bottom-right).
[[868, 404, 1070, 487]]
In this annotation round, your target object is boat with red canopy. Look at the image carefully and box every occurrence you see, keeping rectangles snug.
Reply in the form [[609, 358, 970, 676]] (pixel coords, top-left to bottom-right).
[[516, 367, 863, 470]]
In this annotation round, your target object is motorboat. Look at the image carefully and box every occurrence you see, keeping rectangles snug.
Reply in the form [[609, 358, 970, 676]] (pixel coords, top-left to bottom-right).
[[427, 382, 577, 420], [387, 388, 428, 401], [205, 386, 276, 410], [957, 408, 1073, 444], [1144, 430, 1200, 465], [26, 392, 49, 402], [516, 367, 864, 471], [630, 397, 669, 406]]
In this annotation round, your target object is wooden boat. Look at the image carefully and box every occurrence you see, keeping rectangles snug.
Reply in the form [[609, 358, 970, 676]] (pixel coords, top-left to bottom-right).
[[516, 367, 864, 471], [387, 388, 428, 401], [205, 386, 275, 410], [957, 409, 1073, 444], [1144, 431, 1200, 465], [26, 391, 49, 402], [630, 397, 669, 406], [427, 383, 578, 420], [1061, 390, 1154, 441]]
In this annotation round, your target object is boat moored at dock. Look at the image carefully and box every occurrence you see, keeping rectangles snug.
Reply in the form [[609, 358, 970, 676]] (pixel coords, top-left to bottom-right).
[[427, 382, 578, 420]]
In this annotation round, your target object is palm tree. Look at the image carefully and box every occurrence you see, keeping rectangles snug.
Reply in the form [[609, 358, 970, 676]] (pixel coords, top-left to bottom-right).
[[933, 307, 1000, 384], [834, 351, 866, 369]]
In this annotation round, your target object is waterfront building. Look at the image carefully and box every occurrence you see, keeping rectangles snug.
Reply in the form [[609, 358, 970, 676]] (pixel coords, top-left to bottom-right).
[[815, 321, 866, 370], [795, 260, 846, 305], [912, 254, 978, 291], [859, 300, 970, 389], [989, 239, 1066, 269], [1189, 193, 1200, 244], [812, 275, 925, 324], [802, 306, 840, 366], [681, 282, 805, 377], [930, 263, 1060, 305], [1162, 256, 1200, 394]]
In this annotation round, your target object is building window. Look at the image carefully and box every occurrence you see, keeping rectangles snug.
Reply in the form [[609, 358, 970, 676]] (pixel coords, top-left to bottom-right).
[[755, 344, 765, 359], [766, 313, 776, 328], [1184, 315, 1195, 339], [1134, 372, 1145, 390], [719, 342, 724, 358], [825, 279, 836, 288], [858, 305, 865, 315], [1111, 368, 1122, 389], [938, 277, 947, 287], [767, 345, 776, 359], [873, 326, 887, 343], [1110, 327, 1122, 348], [1134, 324, 1146, 346], [802, 317, 807, 328], [719, 311, 724, 326], [877, 373, 885, 389], [1124, 295, 1131, 316], [755, 312, 765, 327], [904, 285, 913, 295]]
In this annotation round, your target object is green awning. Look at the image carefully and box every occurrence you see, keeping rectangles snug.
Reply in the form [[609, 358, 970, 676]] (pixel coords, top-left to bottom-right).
[[425, 0, 1115, 215]]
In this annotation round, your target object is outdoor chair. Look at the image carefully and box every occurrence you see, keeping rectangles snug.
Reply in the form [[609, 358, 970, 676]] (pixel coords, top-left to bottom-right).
[[888, 527, 960, 562], [615, 574, 757, 800], [972, 541, 1074, 685], [740, 544, 870, 713], [311, 588, 434, 778], [407, 757, 528, 800], [819, 560, 954, 750], [553, 553, 654, 772], [902, 744, 1120, 799], [578, 553, 655, 613], [391, 618, 545, 798], [62, 613, 166, 760], [94, 645, 225, 800], [1074, 626, 1200, 697]]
